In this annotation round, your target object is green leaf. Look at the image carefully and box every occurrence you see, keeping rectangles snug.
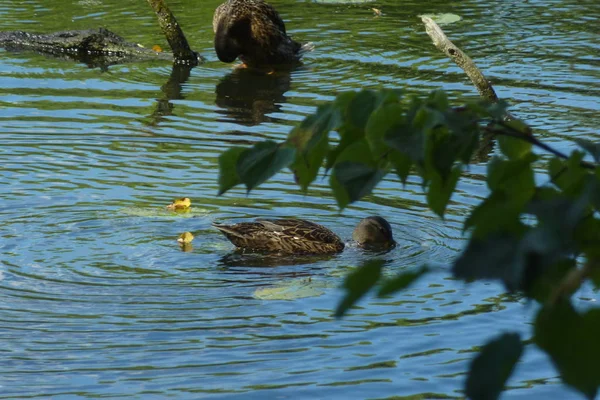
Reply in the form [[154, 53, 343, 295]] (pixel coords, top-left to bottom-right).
[[576, 218, 600, 259], [377, 266, 429, 297], [348, 90, 379, 131], [464, 192, 526, 238], [575, 139, 600, 163], [390, 150, 412, 185], [479, 99, 510, 120], [521, 187, 593, 271], [332, 161, 387, 209], [325, 91, 373, 170], [535, 301, 600, 399], [526, 259, 574, 303], [426, 166, 461, 218], [237, 141, 296, 192], [384, 122, 425, 164], [383, 97, 431, 164], [287, 103, 338, 152], [548, 152, 589, 197], [335, 260, 384, 317], [503, 118, 532, 135], [452, 234, 524, 291], [291, 130, 329, 191], [426, 90, 449, 111], [487, 154, 536, 207], [443, 108, 481, 164], [218, 147, 246, 195], [466, 333, 523, 400], [497, 134, 532, 160], [365, 102, 404, 155]]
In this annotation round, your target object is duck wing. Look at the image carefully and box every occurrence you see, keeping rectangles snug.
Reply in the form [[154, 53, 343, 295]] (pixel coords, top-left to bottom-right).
[[257, 219, 341, 244], [213, 218, 344, 253], [255, 1, 287, 35]]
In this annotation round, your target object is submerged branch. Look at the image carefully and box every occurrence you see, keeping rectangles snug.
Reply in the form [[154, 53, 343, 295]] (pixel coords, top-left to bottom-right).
[[421, 16, 498, 103], [146, 0, 202, 64]]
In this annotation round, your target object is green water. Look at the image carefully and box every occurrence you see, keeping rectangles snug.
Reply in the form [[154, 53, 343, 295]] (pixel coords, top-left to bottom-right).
[[1, 0, 599, 398]]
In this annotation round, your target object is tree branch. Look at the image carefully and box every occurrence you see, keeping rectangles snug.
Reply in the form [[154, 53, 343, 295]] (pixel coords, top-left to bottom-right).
[[146, 0, 201, 64], [484, 123, 597, 170], [421, 16, 498, 103]]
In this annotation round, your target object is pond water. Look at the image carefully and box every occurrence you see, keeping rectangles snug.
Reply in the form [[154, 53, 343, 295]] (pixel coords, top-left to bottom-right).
[[1, 0, 599, 398]]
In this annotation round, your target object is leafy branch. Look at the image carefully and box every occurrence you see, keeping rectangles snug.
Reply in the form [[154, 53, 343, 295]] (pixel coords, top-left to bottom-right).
[[215, 16, 600, 400]]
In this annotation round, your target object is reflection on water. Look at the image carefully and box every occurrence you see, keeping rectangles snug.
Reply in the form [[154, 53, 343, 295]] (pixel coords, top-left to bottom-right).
[[215, 67, 292, 125], [151, 64, 195, 125], [218, 251, 338, 268], [0, 0, 599, 398]]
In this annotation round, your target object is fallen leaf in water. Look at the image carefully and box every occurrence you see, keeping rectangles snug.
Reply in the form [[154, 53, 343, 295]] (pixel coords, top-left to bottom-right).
[[152, 44, 163, 52], [253, 278, 327, 300], [419, 13, 462, 25]]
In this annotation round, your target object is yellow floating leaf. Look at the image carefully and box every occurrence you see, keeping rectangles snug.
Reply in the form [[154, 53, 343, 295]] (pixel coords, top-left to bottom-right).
[[152, 44, 163, 52]]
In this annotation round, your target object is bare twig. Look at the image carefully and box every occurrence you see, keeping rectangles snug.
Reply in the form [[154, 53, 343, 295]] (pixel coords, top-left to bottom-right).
[[484, 123, 597, 169], [421, 16, 498, 103]]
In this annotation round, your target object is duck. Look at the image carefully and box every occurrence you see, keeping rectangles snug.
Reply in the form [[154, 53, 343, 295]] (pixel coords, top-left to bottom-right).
[[213, 216, 395, 254], [212, 0, 313, 69]]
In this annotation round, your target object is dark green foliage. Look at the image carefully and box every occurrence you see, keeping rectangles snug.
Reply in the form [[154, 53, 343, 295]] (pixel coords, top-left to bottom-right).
[[466, 333, 523, 400], [218, 147, 246, 195], [378, 266, 429, 297], [217, 88, 600, 399], [335, 260, 384, 317], [576, 139, 600, 163], [535, 301, 600, 399], [236, 140, 296, 193]]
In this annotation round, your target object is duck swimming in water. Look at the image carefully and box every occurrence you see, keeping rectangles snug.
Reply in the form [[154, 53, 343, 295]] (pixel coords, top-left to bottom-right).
[[213, 216, 395, 254], [212, 0, 313, 68]]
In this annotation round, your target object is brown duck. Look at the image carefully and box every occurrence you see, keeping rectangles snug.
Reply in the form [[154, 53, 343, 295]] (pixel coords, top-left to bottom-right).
[[213, 216, 395, 254], [213, 0, 313, 68]]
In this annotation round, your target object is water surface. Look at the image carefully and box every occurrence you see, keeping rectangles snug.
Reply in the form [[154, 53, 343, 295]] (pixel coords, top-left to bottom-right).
[[1, 0, 599, 398]]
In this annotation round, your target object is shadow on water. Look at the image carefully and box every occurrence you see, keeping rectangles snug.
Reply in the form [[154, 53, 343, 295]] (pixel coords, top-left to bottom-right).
[[215, 67, 292, 126], [216, 244, 396, 269], [217, 251, 337, 269]]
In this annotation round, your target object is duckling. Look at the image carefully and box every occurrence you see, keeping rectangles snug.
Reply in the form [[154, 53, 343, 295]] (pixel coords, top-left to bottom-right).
[[213, 216, 395, 254], [213, 0, 313, 68], [166, 197, 191, 210], [177, 231, 195, 244]]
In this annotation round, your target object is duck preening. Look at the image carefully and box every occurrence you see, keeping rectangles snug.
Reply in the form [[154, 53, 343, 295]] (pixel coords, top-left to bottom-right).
[[213, 216, 395, 254], [213, 0, 313, 68]]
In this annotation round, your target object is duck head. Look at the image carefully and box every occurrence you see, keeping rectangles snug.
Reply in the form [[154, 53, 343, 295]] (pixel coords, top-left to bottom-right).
[[352, 216, 395, 249], [214, 17, 248, 63]]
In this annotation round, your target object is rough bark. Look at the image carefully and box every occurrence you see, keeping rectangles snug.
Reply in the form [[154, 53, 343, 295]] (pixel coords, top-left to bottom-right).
[[421, 16, 498, 103], [146, 0, 202, 64]]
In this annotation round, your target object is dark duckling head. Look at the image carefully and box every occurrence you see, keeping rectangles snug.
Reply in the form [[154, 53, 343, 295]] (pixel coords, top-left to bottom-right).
[[352, 216, 395, 249]]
